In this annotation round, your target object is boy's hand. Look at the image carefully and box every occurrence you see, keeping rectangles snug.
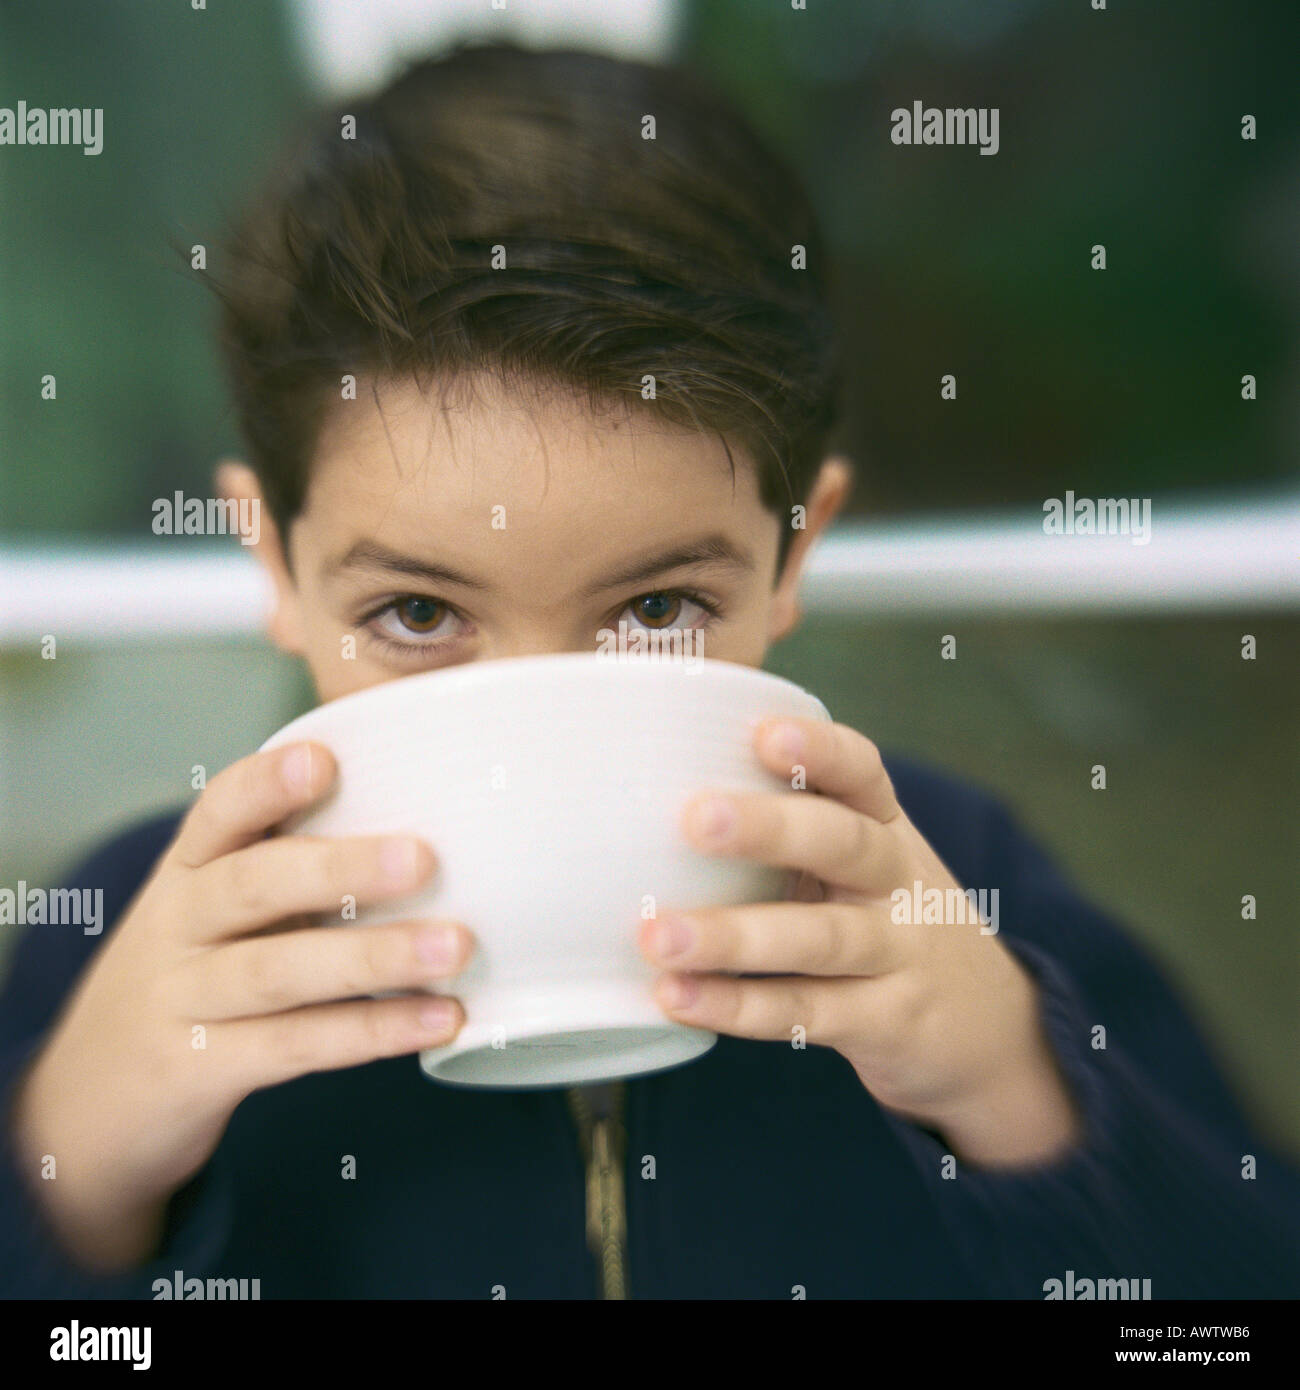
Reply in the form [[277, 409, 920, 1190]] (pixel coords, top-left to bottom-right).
[[9, 742, 471, 1271], [640, 717, 1082, 1169]]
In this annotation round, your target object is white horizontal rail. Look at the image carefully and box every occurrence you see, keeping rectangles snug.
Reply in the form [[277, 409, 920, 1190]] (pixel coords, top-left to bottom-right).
[[800, 494, 1300, 616], [1, 495, 1296, 644]]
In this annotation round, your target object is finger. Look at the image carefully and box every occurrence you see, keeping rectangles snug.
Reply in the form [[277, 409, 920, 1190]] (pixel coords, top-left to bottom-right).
[[168, 742, 338, 870], [752, 718, 900, 823], [680, 788, 906, 892], [638, 902, 905, 978], [652, 971, 869, 1046], [788, 869, 824, 903], [188, 919, 473, 1020], [186, 833, 436, 943], [225, 993, 466, 1093]]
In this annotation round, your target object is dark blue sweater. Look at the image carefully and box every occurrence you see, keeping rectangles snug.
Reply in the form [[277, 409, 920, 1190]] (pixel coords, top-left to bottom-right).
[[2, 755, 1297, 1299]]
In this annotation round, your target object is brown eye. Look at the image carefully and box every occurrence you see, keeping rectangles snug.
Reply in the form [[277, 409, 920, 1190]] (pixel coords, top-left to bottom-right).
[[395, 596, 447, 633], [632, 592, 682, 629]]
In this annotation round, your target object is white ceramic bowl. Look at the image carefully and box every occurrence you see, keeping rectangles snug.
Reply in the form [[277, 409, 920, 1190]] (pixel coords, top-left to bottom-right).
[[260, 652, 830, 1089]]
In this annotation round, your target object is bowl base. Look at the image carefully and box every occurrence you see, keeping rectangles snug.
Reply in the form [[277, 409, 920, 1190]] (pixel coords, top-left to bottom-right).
[[418, 980, 716, 1088]]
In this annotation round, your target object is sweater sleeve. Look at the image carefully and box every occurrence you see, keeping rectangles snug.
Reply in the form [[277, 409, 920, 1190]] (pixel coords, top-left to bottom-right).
[[878, 791, 1300, 1299], [0, 812, 236, 1299]]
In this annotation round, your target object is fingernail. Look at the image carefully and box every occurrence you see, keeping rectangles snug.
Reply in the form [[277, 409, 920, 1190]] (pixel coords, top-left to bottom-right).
[[379, 837, 427, 889], [660, 975, 699, 1010], [689, 796, 735, 843], [654, 915, 694, 958], [766, 721, 805, 762], [419, 998, 457, 1032], [280, 744, 314, 794], [416, 924, 460, 969]]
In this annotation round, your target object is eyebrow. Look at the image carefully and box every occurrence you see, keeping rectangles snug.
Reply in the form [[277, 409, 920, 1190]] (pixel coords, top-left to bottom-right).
[[331, 533, 755, 596], [333, 540, 492, 592], [576, 535, 756, 597]]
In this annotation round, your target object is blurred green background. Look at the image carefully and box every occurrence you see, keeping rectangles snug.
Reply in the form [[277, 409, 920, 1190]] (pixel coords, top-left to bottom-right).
[[1, 0, 1296, 1152], [3, 0, 1297, 527]]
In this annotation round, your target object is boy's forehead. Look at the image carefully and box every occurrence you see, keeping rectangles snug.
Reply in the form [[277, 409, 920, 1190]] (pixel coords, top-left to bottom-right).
[[301, 370, 771, 549]]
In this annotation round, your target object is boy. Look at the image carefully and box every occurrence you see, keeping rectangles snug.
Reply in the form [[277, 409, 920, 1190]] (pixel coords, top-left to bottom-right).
[[2, 42, 1296, 1299]]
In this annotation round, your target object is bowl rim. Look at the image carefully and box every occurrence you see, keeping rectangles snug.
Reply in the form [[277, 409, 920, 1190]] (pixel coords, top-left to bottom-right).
[[260, 651, 827, 751]]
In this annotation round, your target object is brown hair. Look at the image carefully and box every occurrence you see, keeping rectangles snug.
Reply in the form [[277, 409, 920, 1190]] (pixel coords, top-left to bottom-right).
[[209, 41, 842, 558]]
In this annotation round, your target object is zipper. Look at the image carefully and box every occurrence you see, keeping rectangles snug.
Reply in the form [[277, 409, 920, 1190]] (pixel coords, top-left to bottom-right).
[[565, 1080, 629, 1299]]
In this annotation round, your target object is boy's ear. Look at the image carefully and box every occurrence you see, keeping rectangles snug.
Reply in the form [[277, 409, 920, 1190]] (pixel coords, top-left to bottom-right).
[[214, 459, 308, 657], [768, 454, 853, 644]]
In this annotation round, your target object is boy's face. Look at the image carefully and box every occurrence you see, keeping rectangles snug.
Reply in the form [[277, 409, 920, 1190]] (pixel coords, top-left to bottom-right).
[[227, 370, 848, 703]]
